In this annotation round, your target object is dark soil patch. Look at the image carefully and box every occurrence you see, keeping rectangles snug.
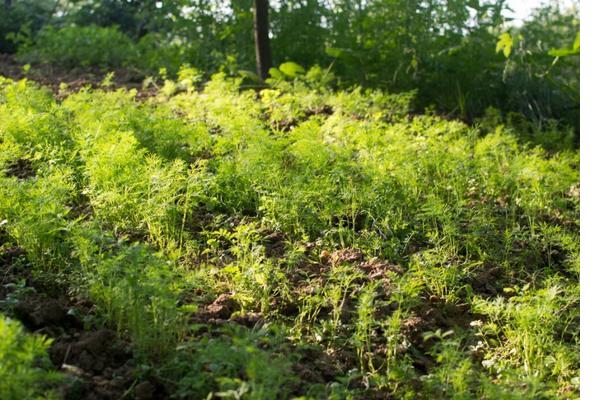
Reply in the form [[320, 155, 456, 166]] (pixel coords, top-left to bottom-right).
[[0, 53, 157, 100], [331, 211, 368, 232], [3, 291, 139, 399], [50, 330, 138, 400], [192, 292, 239, 322], [305, 104, 334, 118], [395, 296, 486, 375], [358, 257, 404, 281], [4, 158, 36, 179], [329, 247, 364, 265], [266, 105, 333, 133], [263, 229, 287, 258], [271, 118, 298, 132], [292, 345, 349, 386], [189, 292, 265, 328], [469, 263, 505, 297], [13, 292, 77, 330]]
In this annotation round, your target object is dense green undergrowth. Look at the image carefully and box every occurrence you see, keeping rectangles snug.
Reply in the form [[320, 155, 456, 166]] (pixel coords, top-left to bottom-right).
[[1, 0, 579, 130], [0, 72, 579, 399]]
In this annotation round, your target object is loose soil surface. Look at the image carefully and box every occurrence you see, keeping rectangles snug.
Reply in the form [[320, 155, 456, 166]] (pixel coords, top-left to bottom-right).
[[0, 238, 165, 400], [0, 54, 156, 99]]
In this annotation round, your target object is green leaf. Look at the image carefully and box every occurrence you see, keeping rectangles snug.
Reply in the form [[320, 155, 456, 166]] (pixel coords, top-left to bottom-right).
[[548, 47, 575, 57], [268, 67, 284, 80], [325, 47, 343, 58], [496, 32, 513, 58], [278, 62, 305, 78], [548, 32, 580, 58], [238, 69, 261, 82]]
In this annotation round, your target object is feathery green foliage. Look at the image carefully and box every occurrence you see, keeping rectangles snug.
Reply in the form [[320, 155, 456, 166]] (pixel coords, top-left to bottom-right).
[[0, 74, 579, 398], [0, 314, 62, 400]]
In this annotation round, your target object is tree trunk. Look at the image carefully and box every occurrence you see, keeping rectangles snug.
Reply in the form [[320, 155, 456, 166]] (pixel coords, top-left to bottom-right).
[[253, 0, 272, 80]]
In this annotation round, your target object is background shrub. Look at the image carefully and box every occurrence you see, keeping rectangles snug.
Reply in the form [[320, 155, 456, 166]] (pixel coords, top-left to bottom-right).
[[17, 25, 135, 69]]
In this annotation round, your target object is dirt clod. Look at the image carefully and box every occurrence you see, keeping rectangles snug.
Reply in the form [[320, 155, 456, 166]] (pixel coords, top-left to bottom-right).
[[14, 296, 67, 329], [330, 248, 363, 265], [192, 293, 239, 322], [358, 257, 403, 279]]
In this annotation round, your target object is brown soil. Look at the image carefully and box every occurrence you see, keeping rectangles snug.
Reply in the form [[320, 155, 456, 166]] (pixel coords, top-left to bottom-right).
[[358, 257, 404, 281], [263, 229, 287, 258], [0, 53, 157, 99], [469, 263, 505, 297], [4, 158, 36, 179], [329, 247, 364, 265], [191, 293, 240, 322], [0, 241, 163, 400]]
